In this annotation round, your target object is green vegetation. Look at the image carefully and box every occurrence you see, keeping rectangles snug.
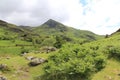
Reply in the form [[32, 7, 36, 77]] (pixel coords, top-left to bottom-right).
[[92, 59, 120, 80], [0, 19, 103, 55], [32, 19, 103, 47], [0, 19, 120, 80], [0, 53, 50, 80], [37, 31, 120, 80], [39, 44, 106, 80]]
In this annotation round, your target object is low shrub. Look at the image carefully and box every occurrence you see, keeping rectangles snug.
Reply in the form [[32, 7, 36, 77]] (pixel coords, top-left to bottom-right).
[[39, 44, 106, 80]]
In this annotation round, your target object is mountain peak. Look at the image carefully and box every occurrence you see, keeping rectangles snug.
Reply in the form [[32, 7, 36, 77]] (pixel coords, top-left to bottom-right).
[[43, 19, 62, 28], [46, 19, 58, 23], [47, 19, 55, 22]]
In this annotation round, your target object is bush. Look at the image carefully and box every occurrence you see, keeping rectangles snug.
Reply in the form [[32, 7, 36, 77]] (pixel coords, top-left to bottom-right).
[[21, 46, 29, 54], [39, 44, 106, 80], [108, 46, 120, 59]]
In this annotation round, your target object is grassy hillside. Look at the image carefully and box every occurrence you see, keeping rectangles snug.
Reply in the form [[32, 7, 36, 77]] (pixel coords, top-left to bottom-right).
[[0, 19, 120, 80], [36, 30, 120, 80], [92, 59, 120, 80], [0, 20, 38, 55], [0, 53, 50, 80], [33, 19, 103, 40], [0, 19, 103, 55]]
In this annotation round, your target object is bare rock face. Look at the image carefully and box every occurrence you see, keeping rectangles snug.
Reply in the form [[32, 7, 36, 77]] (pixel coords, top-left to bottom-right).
[[29, 58, 47, 66]]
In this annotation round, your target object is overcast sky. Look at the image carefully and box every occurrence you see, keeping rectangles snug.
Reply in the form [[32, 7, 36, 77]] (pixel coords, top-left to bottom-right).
[[0, 0, 120, 35]]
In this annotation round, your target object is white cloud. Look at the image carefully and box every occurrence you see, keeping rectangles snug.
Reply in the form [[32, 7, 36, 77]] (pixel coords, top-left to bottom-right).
[[76, 0, 120, 34], [0, 0, 120, 34]]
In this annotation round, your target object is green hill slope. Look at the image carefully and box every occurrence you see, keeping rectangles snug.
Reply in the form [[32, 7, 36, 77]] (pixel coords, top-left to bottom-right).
[[0, 19, 104, 54], [33, 19, 102, 40], [0, 20, 24, 39], [0, 20, 36, 55], [32, 19, 103, 47], [38, 28, 120, 80], [91, 30, 120, 80], [0, 19, 120, 80]]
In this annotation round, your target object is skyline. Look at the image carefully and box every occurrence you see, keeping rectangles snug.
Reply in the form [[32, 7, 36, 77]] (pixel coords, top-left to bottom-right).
[[0, 0, 120, 35]]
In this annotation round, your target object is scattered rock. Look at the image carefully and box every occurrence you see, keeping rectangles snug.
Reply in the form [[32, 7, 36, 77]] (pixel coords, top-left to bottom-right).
[[25, 56, 36, 61], [6, 56, 11, 60], [20, 52, 28, 56], [0, 64, 7, 70], [41, 46, 57, 53], [104, 75, 112, 80], [118, 73, 120, 76], [0, 75, 7, 80], [29, 58, 47, 66]]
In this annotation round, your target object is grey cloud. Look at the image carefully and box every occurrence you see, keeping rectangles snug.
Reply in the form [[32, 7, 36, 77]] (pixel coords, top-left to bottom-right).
[[0, 0, 69, 26], [0, 0, 22, 17]]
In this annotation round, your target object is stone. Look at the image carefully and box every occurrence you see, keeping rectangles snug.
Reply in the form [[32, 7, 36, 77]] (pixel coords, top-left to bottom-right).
[[29, 58, 47, 66], [41, 46, 57, 53], [0, 64, 7, 70], [20, 52, 28, 56], [118, 73, 120, 76], [6, 57, 10, 60], [25, 56, 36, 61], [0, 75, 7, 80]]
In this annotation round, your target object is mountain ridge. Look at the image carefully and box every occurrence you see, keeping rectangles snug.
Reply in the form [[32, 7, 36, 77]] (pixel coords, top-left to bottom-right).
[[33, 19, 103, 40], [0, 19, 104, 47]]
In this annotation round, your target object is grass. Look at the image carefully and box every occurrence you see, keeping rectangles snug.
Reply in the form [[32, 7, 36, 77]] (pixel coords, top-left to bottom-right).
[[0, 40, 32, 46], [92, 59, 120, 80], [1, 53, 120, 80], [0, 52, 51, 80], [0, 19, 120, 80], [0, 46, 37, 55], [0, 40, 36, 55]]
